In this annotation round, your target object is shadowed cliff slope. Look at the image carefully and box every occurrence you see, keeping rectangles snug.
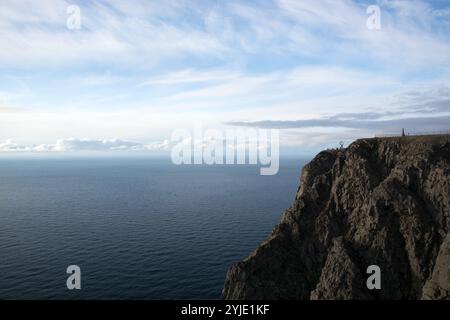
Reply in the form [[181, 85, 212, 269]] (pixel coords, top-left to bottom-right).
[[222, 135, 450, 300]]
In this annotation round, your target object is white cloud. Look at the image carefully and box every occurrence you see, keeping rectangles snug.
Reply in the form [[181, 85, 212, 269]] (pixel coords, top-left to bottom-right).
[[74, 72, 123, 86], [1, 0, 449, 70], [0, 107, 25, 113], [153, 66, 399, 115], [0, 138, 170, 152], [0, 139, 31, 152], [53, 138, 145, 151], [139, 69, 240, 86], [0, 0, 227, 68]]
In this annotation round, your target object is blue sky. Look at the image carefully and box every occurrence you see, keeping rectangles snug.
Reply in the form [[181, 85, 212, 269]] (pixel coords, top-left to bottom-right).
[[0, 0, 450, 153]]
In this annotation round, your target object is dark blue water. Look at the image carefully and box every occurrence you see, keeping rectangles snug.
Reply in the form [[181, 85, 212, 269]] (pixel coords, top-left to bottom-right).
[[0, 157, 307, 299]]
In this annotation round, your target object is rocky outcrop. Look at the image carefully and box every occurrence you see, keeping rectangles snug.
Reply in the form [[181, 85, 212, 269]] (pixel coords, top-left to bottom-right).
[[222, 135, 450, 300]]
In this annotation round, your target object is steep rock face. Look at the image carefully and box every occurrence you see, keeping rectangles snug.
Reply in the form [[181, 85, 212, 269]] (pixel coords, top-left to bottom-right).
[[222, 135, 450, 300]]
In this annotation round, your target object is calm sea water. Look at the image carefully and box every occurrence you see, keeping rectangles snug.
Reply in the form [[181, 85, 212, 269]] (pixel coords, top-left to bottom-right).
[[0, 157, 307, 299]]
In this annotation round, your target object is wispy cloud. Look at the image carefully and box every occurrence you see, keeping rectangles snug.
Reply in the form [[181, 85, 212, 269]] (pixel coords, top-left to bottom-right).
[[0, 107, 25, 113], [139, 69, 240, 87], [1, 0, 449, 69], [0, 1, 449, 150], [0, 0, 227, 68]]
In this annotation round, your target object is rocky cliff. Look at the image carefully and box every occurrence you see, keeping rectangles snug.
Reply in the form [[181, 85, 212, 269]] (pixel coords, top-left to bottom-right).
[[222, 135, 450, 300]]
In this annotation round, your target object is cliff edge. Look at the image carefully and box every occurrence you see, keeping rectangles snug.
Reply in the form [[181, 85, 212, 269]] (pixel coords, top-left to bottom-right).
[[222, 135, 450, 300]]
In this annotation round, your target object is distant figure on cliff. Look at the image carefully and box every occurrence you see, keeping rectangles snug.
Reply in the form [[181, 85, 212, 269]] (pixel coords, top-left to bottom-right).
[[402, 128, 406, 137]]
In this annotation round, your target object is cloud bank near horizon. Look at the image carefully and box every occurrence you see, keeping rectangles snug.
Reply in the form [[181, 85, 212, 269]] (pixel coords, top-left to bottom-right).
[[0, 138, 170, 153]]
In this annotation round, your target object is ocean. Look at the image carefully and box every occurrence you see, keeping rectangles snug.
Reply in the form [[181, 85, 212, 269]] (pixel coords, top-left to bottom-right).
[[0, 157, 307, 299]]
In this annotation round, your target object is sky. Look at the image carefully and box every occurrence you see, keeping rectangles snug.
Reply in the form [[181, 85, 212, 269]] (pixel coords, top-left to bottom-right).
[[0, 0, 450, 154]]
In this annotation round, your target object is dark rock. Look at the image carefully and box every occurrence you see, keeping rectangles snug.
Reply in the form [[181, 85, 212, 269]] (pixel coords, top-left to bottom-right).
[[222, 135, 450, 300]]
